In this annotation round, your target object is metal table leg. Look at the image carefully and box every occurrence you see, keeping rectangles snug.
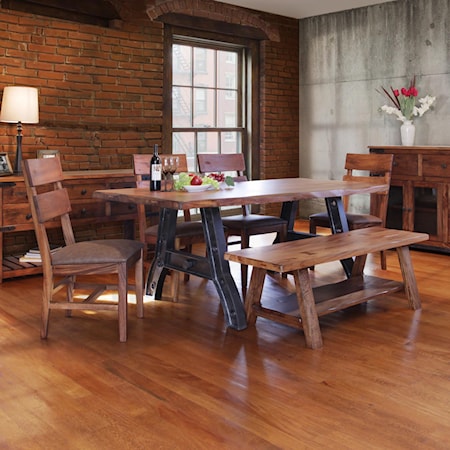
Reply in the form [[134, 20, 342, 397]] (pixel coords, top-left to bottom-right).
[[200, 207, 247, 331], [325, 196, 354, 277], [146, 206, 247, 331], [279, 197, 353, 277]]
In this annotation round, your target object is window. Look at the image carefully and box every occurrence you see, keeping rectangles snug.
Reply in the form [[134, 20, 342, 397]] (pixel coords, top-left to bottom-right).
[[166, 30, 255, 174]]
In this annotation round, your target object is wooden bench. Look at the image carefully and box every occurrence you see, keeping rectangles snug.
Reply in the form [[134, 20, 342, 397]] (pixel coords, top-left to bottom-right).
[[224, 227, 429, 349]]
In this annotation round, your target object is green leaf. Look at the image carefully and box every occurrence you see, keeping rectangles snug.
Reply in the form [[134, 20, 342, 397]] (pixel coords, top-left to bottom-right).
[[225, 176, 235, 186]]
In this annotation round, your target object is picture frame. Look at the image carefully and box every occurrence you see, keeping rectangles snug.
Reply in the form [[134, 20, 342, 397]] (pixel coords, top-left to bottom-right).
[[37, 149, 60, 159], [0, 152, 13, 176]]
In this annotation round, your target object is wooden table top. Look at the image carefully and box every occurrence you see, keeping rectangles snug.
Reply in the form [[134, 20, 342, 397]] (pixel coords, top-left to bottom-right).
[[93, 177, 389, 210]]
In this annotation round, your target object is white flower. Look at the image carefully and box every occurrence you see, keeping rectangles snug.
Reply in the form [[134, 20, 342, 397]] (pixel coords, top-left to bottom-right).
[[413, 95, 436, 117], [381, 104, 407, 122], [381, 95, 436, 123]]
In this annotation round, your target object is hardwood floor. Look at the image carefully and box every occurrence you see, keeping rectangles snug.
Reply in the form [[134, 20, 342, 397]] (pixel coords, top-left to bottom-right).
[[1, 222, 450, 449]]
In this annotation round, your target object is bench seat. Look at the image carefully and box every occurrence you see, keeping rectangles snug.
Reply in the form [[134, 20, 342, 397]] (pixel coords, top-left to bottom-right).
[[224, 227, 429, 349]]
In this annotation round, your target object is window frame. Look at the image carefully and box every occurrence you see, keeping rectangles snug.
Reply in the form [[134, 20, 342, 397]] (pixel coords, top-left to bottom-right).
[[163, 24, 260, 179]]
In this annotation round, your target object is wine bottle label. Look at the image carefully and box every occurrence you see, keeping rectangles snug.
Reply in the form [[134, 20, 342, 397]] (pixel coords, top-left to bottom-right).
[[151, 164, 162, 181]]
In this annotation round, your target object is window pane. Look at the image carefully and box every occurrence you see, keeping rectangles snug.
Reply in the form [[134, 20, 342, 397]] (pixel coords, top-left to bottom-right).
[[197, 131, 219, 154], [217, 50, 237, 89], [193, 48, 215, 88], [217, 90, 237, 127], [173, 132, 196, 170], [193, 88, 215, 127], [221, 131, 241, 154], [173, 45, 191, 86], [172, 87, 192, 127]]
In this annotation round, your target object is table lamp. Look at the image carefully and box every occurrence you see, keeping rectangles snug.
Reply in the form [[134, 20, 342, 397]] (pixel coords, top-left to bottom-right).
[[0, 86, 39, 174]]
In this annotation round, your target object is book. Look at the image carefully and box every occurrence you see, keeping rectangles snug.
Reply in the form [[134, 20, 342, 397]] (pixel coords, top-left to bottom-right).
[[19, 245, 63, 263]]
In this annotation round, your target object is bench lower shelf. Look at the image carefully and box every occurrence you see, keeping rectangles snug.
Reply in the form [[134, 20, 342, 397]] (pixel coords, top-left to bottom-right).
[[251, 275, 404, 329]]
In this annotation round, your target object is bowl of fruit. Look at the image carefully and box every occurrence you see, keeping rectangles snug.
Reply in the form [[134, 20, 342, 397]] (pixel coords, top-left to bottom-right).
[[174, 173, 235, 192]]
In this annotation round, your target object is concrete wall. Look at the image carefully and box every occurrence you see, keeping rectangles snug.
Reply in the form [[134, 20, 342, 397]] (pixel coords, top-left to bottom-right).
[[298, 0, 450, 216]]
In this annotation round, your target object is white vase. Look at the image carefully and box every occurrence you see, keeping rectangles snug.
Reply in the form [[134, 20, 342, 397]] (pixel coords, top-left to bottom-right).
[[400, 120, 415, 146]]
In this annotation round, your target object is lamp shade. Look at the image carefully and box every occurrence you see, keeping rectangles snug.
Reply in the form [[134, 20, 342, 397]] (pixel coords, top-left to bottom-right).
[[0, 86, 39, 124]]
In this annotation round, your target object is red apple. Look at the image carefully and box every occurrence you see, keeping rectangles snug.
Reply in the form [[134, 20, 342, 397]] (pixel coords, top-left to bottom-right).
[[190, 175, 202, 185]]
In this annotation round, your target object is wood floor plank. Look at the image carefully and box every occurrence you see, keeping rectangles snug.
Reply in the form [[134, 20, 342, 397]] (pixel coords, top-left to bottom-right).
[[0, 221, 450, 449]]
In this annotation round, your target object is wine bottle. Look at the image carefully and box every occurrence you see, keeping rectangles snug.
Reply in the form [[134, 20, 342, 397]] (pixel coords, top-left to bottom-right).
[[150, 144, 162, 191]]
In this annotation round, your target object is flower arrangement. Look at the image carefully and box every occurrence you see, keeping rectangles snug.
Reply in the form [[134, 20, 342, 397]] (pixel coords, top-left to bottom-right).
[[378, 77, 436, 123]]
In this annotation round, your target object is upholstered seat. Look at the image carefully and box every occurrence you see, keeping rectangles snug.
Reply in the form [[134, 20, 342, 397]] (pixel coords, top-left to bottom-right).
[[51, 240, 143, 265]]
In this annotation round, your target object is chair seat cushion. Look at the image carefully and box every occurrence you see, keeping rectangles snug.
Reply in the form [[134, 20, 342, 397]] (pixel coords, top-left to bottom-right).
[[310, 212, 382, 228], [52, 239, 144, 265], [222, 214, 287, 230], [145, 221, 205, 239]]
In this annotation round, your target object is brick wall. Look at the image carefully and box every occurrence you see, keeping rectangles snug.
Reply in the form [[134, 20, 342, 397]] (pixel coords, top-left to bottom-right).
[[0, 8, 163, 170], [0, 1, 299, 251]]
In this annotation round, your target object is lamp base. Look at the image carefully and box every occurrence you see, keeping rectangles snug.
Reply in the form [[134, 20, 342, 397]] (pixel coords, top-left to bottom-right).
[[14, 128, 22, 174]]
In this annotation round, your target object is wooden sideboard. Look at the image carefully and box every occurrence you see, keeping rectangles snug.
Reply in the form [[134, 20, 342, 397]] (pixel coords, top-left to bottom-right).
[[369, 146, 450, 253], [0, 169, 138, 282]]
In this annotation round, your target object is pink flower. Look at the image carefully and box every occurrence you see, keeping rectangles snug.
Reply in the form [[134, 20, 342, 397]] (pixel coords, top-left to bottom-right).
[[410, 87, 418, 97], [401, 87, 409, 96], [393, 89, 399, 96]]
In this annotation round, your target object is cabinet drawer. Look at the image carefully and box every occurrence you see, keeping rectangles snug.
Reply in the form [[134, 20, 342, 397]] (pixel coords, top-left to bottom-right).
[[69, 200, 106, 220], [110, 202, 137, 216], [2, 183, 29, 205], [422, 155, 450, 178], [65, 182, 110, 200], [2, 205, 34, 230], [392, 154, 419, 177]]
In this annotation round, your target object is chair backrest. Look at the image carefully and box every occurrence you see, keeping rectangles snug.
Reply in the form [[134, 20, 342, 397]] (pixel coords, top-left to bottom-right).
[[197, 153, 250, 215], [197, 153, 248, 182], [22, 157, 76, 272], [342, 153, 394, 225]]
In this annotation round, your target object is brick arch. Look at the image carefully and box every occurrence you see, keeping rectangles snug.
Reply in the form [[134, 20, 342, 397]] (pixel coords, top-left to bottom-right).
[[146, 0, 280, 41]]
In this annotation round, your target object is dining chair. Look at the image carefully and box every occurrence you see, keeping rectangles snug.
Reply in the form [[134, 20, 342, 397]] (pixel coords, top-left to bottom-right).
[[197, 153, 288, 297], [309, 152, 394, 269], [22, 157, 144, 342], [133, 153, 205, 301]]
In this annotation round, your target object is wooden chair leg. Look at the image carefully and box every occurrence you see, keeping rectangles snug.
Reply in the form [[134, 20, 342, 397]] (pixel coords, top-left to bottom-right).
[[171, 271, 180, 302], [118, 263, 128, 343], [380, 250, 387, 270], [41, 276, 52, 339], [135, 254, 144, 319]]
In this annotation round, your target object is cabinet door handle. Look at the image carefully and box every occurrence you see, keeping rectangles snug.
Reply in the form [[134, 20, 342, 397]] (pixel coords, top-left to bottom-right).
[[81, 189, 87, 195], [441, 163, 447, 169], [26, 213, 32, 220], [81, 208, 87, 215]]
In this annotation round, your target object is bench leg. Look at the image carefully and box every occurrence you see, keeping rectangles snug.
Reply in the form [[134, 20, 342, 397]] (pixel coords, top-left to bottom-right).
[[244, 267, 266, 325], [351, 254, 367, 276], [396, 246, 422, 310], [293, 268, 323, 349]]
